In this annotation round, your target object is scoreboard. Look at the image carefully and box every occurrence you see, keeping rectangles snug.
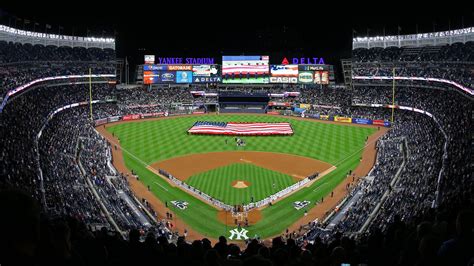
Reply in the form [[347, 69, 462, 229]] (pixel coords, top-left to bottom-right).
[[142, 58, 334, 85]]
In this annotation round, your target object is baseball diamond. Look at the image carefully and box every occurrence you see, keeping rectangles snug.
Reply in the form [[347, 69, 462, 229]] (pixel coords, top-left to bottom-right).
[[102, 114, 377, 239]]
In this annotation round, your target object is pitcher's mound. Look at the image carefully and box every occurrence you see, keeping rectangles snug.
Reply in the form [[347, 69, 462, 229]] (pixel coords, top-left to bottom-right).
[[232, 180, 250, 188]]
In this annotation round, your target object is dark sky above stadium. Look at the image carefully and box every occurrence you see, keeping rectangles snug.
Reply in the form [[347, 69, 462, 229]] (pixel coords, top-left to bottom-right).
[[1, 2, 472, 80]]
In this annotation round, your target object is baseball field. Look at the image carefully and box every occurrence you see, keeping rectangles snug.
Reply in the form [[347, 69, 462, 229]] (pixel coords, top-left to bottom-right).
[[100, 114, 381, 240]]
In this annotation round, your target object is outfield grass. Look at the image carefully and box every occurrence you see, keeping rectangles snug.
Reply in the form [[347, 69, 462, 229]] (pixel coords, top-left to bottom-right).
[[107, 114, 377, 239], [186, 163, 296, 205]]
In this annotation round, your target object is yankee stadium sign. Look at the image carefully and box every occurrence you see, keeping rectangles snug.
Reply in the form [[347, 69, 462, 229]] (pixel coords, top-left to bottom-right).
[[156, 57, 215, 64]]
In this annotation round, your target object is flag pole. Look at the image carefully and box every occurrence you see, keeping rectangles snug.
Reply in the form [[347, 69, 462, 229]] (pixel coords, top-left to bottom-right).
[[89, 68, 93, 122]]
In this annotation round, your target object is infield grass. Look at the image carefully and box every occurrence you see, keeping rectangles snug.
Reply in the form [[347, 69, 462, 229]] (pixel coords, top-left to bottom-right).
[[186, 163, 296, 205]]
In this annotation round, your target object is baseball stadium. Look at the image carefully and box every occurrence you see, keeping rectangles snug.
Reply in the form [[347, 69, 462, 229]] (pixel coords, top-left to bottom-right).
[[0, 5, 473, 266]]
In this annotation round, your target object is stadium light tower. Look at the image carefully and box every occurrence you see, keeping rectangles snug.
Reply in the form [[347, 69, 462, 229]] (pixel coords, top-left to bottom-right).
[[391, 67, 396, 124]]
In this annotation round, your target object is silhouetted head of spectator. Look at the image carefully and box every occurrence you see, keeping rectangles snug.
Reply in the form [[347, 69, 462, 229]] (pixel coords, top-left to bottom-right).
[[272, 236, 283, 249], [202, 238, 212, 250], [274, 248, 289, 265], [0, 189, 40, 263], [204, 248, 220, 266], [218, 235, 227, 244], [229, 244, 241, 258], [243, 254, 273, 266], [456, 210, 474, 237], [417, 221, 432, 240], [144, 232, 156, 246], [258, 245, 270, 259], [330, 246, 347, 266], [157, 235, 169, 246], [128, 229, 140, 244], [301, 249, 313, 264]]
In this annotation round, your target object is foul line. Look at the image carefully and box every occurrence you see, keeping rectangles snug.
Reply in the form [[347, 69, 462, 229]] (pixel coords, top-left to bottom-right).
[[154, 182, 169, 192], [313, 182, 328, 192], [330, 132, 384, 168]]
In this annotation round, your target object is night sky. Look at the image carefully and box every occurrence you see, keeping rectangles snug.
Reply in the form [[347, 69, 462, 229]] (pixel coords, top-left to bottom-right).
[[1, 3, 472, 82]]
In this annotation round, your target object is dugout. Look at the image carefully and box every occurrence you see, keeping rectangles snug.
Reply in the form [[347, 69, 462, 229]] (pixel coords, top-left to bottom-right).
[[218, 91, 269, 113]]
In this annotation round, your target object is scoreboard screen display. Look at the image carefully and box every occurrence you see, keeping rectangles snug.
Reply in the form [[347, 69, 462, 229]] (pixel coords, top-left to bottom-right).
[[222, 56, 269, 84]]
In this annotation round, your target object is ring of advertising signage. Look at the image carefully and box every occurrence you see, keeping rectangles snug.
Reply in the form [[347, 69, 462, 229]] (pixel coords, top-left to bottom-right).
[[222, 56, 269, 84]]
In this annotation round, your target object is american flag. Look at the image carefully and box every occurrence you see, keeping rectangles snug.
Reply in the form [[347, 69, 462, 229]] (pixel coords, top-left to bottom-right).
[[188, 121, 293, 136]]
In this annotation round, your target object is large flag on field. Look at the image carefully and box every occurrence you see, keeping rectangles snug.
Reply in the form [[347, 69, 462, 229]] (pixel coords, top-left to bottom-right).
[[187, 121, 293, 136]]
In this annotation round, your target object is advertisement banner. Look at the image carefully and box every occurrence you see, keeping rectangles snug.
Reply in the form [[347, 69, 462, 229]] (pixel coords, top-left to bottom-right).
[[176, 71, 193, 83], [298, 71, 313, 83], [319, 115, 329, 120], [144, 55, 155, 64], [143, 71, 159, 84], [141, 112, 165, 118], [192, 64, 221, 83], [307, 113, 320, 119], [299, 103, 311, 109], [267, 111, 280, 115], [94, 118, 108, 126], [293, 107, 305, 114], [193, 65, 211, 76], [193, 76, 222, 83], [270, 65, 298, 84], [284, 92, 300, 97], [143, 65, 167, 71], [298, 65, 327, 71], [352, 118, 372, 125], [268, 102, 290, 107], [123, 114, 141, 121], [334, 117, 352, 123], [108, 116, 120, 122], [160, 71, 175, 83], [168, 65, 193, 71], [372, 120, 385, 126]]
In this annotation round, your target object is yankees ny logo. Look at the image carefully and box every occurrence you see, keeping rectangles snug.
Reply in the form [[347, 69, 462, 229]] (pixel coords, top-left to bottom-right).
[[228, 228, 249, 240]]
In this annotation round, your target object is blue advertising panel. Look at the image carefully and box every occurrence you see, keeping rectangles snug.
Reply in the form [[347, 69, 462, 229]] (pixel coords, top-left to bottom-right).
[[143, 65, 168, 71], [352, 118, 373, 125], [160, 71, 175, 83], [176, 71, 193, 83]]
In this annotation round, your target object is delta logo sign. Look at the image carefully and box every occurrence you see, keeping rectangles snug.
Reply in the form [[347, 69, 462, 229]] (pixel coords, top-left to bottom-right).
[[281, 57, 325, 65]]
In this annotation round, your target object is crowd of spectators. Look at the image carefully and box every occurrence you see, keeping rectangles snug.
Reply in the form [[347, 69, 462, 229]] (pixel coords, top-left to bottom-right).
[[352, 42, 474, 62], [0, 41, 115, 63], [352, 42, 474, 88]]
